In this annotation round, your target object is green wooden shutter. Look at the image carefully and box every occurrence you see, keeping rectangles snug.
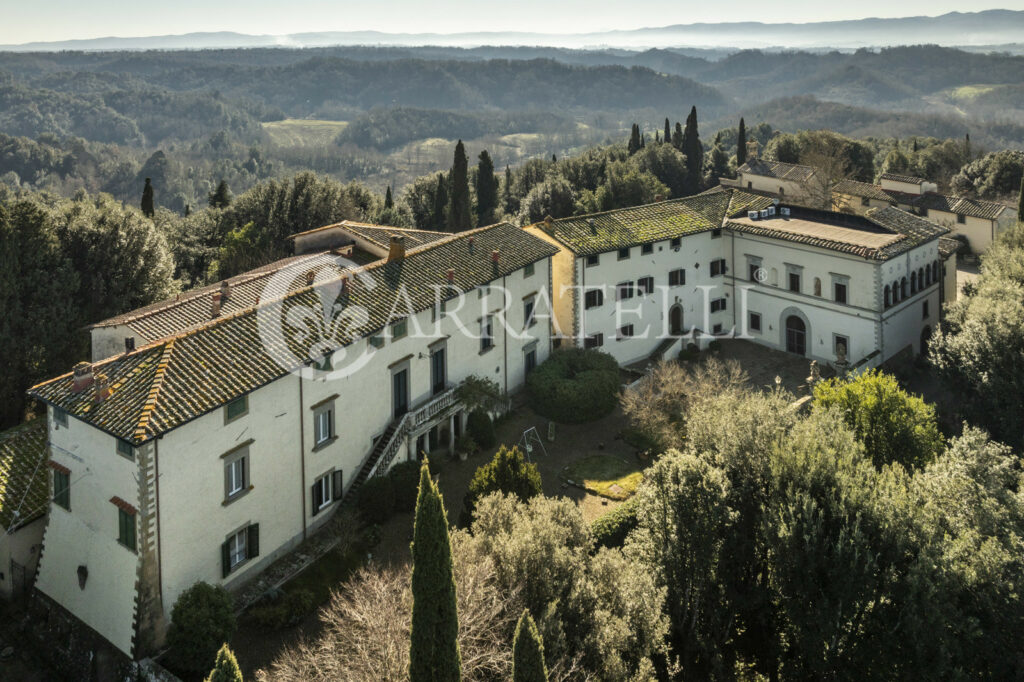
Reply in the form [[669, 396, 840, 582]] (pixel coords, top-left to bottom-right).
[[247, 524, 260, 559], [311, 483, 319, 516], [221, 540, 231, 578], [331, 470, 343, 502]]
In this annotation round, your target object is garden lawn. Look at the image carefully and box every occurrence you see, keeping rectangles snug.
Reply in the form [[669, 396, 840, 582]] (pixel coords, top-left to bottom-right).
[[564, 454, 643, 500]]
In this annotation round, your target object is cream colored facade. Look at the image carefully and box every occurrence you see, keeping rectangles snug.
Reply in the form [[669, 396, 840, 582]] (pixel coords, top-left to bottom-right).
[[920, 208, 1014, 254], [34, 252, 552, 659]]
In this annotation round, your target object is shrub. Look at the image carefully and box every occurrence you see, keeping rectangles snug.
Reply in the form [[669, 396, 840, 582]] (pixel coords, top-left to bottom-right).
[[389, 460, 425, 513], [167, 582, 237, 674], [467, 409, 497, 449], [591, 496, 640, 549], [247, 588, 315, 630], [461, 445, 542, 526], [526, 348, 620, 424], [356, 475, 396, 524]]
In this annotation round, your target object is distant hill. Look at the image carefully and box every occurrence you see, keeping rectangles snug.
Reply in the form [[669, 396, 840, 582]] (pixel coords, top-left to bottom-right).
[[2, 10, 1023, 52]]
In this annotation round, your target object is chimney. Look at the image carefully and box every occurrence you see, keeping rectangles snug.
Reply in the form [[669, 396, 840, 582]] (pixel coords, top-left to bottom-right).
[[340, 275, 350, 296], [305, 270, 315, 286], [387, 235, 406, 262], [219, 279, 231, 300], [71, 362, 94, 393], [124, 337, 135, 354], [211, 292, 222, 318], [93, 373, 110, 403], [654, 194, 665, 202], [468, 236, 475, 254], [491, 250, 500, 264], [446, 268, 455, 284], [588, 218, 597, 235]]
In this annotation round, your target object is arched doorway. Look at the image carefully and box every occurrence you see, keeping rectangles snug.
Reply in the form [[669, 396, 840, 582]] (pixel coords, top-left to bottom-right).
[[920, 325, 932, 356], [785, 315, 806, 356], [669, 304, 684, 336]]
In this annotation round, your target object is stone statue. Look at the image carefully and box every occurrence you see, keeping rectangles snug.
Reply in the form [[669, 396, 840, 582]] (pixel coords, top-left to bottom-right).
[[807, 360, 821, 387]]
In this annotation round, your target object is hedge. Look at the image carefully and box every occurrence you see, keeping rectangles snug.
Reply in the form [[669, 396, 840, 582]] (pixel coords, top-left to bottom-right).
[[466, 408, 497, 449], [526, 348, 621, 423], [591, 496, 640, 549], [356, 475, 396, 524], [166, 582, 237, 674]]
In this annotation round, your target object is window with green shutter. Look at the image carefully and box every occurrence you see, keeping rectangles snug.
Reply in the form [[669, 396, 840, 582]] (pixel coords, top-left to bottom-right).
[[118, 508, 136, 552], [116, 439, 134, 461], [53, 470, 70, 511]]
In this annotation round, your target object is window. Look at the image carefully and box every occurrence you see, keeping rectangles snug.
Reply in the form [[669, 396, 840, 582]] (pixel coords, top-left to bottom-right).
[[901, 277, 908, 299], [712, 323, 723, 334], [957, 213, 966, 224], [314, 403, 334, 446], [911, 272, 918, 294], [788, 272, 801, 293], [923, 300, 929, 319], [710, 259, 726, 276], [53, 407, 68, 428], [749, 312, 762, 332], [224, 448, 249, 501], [53, 469, 70, 511], [225, 396, 248, 423], [311, 470, 344, 515], [884, 284, 891, 308], [618, 247, 630, 260], [480, 315, 494, 352], [584, 289, 604, 309], [616, 281, 634, 301], [222, 524, 260, 577], [711, 228, 722, 238], [524, 344, 538, 374], [641, 243, 654, 255], [710, 297, 727, 313], [586, 254, 599, 267], [834, 282, 848, 304], [391, 318, 408, 341], [637, 276, 654, 295], [116, 440, 134, 461], [617, 324, 634, 340], [117, 508, 136, 552], [778, 187, 785, 196], [431, 346, 447, 394], [668, 268, 685, 286], [834, 335, 850, 359], [747, 181, 753, 189], [670, 237, 681, 249], [749, 262, 761, 282], [584, 333, 604, 349], [524, 262, 535, 277], [523, 297, 536, 328], [369, 332, 385, 348]]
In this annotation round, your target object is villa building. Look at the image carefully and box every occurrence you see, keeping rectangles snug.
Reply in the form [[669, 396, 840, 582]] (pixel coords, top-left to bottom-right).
[[0, 419, 49, 600], [528, 188, 952, 369], [28, 221, 557, 660]]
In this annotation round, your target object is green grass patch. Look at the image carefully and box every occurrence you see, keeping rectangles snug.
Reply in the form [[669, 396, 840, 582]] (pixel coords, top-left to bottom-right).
[[564, 454, 643, 500], [262, 119, 349, 146], [945, 84, 999, 101]]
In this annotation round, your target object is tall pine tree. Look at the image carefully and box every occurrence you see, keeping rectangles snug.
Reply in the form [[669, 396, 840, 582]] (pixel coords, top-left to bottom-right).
[[736, 118, 748, 167], [475, 150, 498, 226], [204, 644, 243, 682], [664, 118, 671, 146], [432, 173, 449, 231], [384, 185, 394, 209], [681, 106, 703, 194], [409, 460, 461, 681], [448, 140, 471, 232], [512, 610, 549, 682], [140, 177, 155, 218]]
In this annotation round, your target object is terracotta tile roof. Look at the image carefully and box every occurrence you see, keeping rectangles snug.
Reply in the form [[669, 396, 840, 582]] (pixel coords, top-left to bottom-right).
[[91, 251, 355, 342], [30, 223, 557, 444], [726, 205, 948, 261], [834, 179, 906, 203], [938, 237, 960, 259], [0, 419, 49, 531], [916, 193, 1009, 221], [738, 159, 816, 182], [540, 190, 774, 256], [880, 173, 927, 185], [335, 222, 452, 250]]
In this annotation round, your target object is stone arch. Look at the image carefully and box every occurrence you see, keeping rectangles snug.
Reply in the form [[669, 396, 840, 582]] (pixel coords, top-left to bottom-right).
[[900, 276, 908, 299], [884, 284, 891, 308], [780, 306, 811, 357], [669, 303, 684, 336]]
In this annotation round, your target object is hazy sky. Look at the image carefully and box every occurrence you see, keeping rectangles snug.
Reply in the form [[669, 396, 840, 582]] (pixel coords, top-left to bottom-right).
[[2, 1, 1021, 44]]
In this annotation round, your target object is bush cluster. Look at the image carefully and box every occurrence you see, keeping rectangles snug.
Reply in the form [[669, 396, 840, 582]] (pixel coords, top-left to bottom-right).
[[460, 445, 542, 525], [167, 582, 237, 674], [356, 458, 435, 523], [591, 496, 640, 549], [526, 349, 621, 423], [466, 409, 497, 449]]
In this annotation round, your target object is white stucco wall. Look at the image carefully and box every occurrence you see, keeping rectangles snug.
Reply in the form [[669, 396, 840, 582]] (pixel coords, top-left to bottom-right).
[[0, 515, 46, 599], [924, 209, 997, 254], [34, 412, 142, 656]]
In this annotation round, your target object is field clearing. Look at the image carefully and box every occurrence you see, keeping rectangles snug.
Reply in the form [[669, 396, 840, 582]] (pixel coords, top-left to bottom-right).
[[262, 119, 348, 146], [945, 84, 1000, 101]]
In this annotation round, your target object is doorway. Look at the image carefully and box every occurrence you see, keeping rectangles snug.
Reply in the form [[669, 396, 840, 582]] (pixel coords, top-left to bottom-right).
[[785, 315, 806, 356], [669, 304, 684, 336]]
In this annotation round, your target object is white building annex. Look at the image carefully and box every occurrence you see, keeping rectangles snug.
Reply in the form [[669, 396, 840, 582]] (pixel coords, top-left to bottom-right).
[[28, 220, 557, 660], [528, 187, 951, 369]]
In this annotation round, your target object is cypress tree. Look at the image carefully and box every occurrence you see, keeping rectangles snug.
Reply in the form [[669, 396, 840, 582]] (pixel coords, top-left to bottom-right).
[[655, 131, 661, 144], [475, 150, 498, 226], [640, 132, 645, 149], [409, 460, 461, 681], [512, 609, 548, 682], [385, 185, 394, 209], [736, 117, 748, 166], [503, 165, 514, 215], [912, 137, 919, 153], [140, 177, 155, 218], [681, 106, 703, 194], [964, 133, 971, 160], [664, 118, 671, 145], [204, 644, 243, 682], [1017, 177, 1024, 223], [551, 154, 557, 163], [672, 122, 683, 150], [628, 123, 641, 155], [432, 173, 449, 231], [448, 140, 471, 232]]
